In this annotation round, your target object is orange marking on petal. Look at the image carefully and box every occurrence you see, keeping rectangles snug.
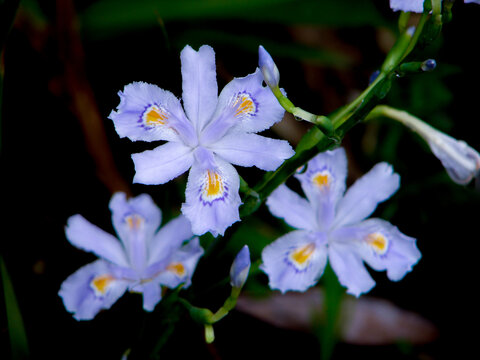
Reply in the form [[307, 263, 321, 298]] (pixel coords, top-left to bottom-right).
[[312, 172, 330, 189], [91, 274, 115, 295], [167, 262, 186, 277], [204, 171, 224, 197], [234, 94, 256, 116], [145, 106, 168, 126], [366, 232, 389, 255], [125, 214, 144, 230], [289, 243, 315, 269]]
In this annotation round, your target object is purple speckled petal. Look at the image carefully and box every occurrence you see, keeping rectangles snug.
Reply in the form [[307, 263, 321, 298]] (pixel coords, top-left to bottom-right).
[[261, 230, 327, 293], [132, 142, 194, 185], [181, 157, 241, 236], [58, 260, 129, 321], [210, 69, 285, 135], [109, 82, 194, 143], [181, 45, 218, 131]]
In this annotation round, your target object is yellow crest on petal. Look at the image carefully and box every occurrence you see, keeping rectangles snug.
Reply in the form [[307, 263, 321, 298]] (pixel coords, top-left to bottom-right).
[[233, 92, 257, 117], [366, 232, 389, 255], [201, 170, 227, 203], [143, 105, 169, 126], [90, 274, 115, 296], [312, 171, 331, 189], [167, 262, 186, 277], [289, 243, 316, 270]]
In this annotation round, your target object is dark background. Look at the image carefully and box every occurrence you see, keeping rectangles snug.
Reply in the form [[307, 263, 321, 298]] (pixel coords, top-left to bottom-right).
[[1, 0, 479, 359]]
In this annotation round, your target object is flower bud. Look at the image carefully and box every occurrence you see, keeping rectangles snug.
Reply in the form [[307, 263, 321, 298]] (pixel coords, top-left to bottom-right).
[[426, 130, 480, 185], [380, 106, 480, 185], [258, 46, 280, 89], [420, 59, 436, 72], [230, 245, 251, 289]]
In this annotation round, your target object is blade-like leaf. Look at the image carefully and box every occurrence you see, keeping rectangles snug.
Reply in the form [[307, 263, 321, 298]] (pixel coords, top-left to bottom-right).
[[1, 255, 29, 360]]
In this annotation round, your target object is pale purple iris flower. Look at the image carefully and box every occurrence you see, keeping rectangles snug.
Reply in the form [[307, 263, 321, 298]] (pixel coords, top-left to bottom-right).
[[261, 148, 421, 297], [109, 45, 294, 237], [59, 192, 203, 320], [390, 0, 480, 12]]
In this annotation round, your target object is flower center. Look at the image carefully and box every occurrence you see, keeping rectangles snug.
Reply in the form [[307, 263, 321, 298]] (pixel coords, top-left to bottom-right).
[[366, 232, 389, 255], [90, 274, 115, 297], [289, 243, 316, 270]]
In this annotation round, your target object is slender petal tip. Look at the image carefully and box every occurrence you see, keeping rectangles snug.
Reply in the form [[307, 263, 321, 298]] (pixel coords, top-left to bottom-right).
[[258, 45, 280, 89], [230, 245, 251, 288]]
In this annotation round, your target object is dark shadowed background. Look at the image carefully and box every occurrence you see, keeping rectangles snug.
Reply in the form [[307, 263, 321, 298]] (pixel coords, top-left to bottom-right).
[[1, 0, 479, 359]]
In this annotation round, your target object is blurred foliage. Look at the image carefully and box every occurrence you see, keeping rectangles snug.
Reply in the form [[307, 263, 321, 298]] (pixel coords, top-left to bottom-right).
[[80, 0, 390, 38]]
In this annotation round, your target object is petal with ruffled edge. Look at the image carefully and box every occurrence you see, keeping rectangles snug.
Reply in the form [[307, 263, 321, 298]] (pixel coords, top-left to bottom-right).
[[332, 218, 421, 282], [389, 0, 424, 13], [333, 162, 399, 229], [210, 132, 294, 171], [181, 45, 218, 132], [132, 141, 194, 185], [181, 157, 241, 236], [296, 148, 348, 231], [266, 184, 317, 231], [328, 241, 375, 297], [200, 69, 285, 144], [65, 215, 129, 268], [58, 260, 129, 321], [109, 82, 196, 144], [156, 237, 204, 289], [261, 230, 327, 293]]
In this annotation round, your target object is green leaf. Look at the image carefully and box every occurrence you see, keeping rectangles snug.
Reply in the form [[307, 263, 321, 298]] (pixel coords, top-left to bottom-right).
[[1, 255, 29, 360]]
